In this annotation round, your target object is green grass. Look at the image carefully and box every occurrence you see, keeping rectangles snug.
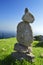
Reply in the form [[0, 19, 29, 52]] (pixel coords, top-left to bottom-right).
[[0, 37, 43, 65]]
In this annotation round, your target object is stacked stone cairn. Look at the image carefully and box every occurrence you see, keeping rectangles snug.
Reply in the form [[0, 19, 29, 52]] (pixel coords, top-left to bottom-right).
[[14, 8, 35, 62]]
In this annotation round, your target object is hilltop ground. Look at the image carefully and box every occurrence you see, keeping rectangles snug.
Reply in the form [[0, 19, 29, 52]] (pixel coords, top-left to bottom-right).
[[0, 37, 43, 65]]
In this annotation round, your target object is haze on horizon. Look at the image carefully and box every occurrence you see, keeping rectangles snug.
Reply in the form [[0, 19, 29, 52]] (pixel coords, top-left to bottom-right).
[[0, 0, 43, 35]]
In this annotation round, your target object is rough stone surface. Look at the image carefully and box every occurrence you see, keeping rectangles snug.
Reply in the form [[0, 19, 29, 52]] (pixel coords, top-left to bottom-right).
[[14, 43, 32, 53], [12, 52, 35, 62], [17, 22, 33, 47], [22, 12, 34, 23], [14, 8, 35, 62]]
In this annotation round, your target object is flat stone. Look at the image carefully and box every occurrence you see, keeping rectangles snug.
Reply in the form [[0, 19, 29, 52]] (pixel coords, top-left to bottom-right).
[[12, 52, 35, 62], [26, 53, 35, 58], [17, 22, 33, 47], [14, 43, 32, 53]]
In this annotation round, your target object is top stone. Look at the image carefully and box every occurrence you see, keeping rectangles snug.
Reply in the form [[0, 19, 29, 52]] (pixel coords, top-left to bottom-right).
[[22, 8, 35, 23]]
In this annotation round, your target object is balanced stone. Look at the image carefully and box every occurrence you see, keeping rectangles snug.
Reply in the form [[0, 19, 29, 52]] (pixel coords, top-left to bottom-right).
[[17, 22, 33, 47], [22, 8, 34, 23], [14, 8, 35, 62]]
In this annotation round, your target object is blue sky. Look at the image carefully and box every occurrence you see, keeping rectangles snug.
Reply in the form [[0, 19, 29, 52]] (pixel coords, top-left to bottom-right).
[[0, 0, 43, 35]]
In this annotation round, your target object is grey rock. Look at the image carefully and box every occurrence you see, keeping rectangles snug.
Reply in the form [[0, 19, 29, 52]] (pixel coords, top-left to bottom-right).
[[22, 8, 35, 23], [14, 8, 35, 62], [14, 43, 32, 53], [17, 22, 33, 47], [12, 52, 35, 62]]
